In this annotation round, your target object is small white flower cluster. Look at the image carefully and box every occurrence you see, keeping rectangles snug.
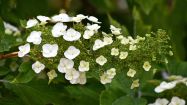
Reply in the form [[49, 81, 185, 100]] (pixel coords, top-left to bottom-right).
[[20, 13, 103, 84], [148, 96, 185, 105], [111, 47, 128, 60], [117, 35, 145, 51], [93, 36, 113, 51], [100, 68, 116, 84], [155, 75, 187, 93], [57, 58, 88, 84]]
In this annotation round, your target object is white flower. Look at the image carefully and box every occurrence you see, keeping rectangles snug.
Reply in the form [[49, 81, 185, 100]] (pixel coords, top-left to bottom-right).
[[168, 97, 185, 105], [129, 45, 137, 50], [143, 61, 151, 71], [79, 60, 89, 72], [77, 72, 87, 84], [52, 22, 67, 37], [154, 86, 165, 93], [96, 55, 107, 66], [127, 69, 136, 77], [121, 37, 129, 45], [110, 25, 121, 35], [64, 46, 80, 59], [93, 39, 104, 51], [47, 70, 57, 81], [51, 13, 71, 22], [32, 61, 45, 73], [111, 48, 119, 56], [63, 28, 81, 41], [70, 72, 87, 84], [117, 35, 124, 40], [131, 79, 139, 89], [3, 22, 20, 35], [148, 98, 169, 105], [26, 19, 38, 28], [18, 43, 30, 57], [155, 81, 177, 93], [100, 73, 112, 84], [106, 68, 116, 79], [37, 15, 50, 24], [65, 68, 80, 80], [103, 37, 113, 45], [169, 51, 173, 56], [119, 51, 128, 59], [26, 31, 42, 45], [42, 44, 58, 58], [72, 14, 87, 23], [57, 58, 74, 73], [87, 16, 101, 23], [86, 24, 100, 32], [83, 30, 94, 39]]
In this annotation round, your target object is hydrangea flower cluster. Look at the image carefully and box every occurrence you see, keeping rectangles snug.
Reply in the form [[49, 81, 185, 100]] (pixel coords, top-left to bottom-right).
[[18, 12, 173, 88], [148, 96, 185, 105]]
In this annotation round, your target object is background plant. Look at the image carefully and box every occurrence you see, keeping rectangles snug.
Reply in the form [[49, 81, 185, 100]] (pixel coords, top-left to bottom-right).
[[0, 0, 187, 105]]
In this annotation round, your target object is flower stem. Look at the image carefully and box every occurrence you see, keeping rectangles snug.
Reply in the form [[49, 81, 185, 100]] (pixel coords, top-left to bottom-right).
[[0, 51, 18, 60]]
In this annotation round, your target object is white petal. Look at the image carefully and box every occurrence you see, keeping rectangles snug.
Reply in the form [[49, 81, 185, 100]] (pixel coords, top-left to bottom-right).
[[64, 46, 80, 59], [42, 44, 58, 58], [52, 22, 67, 37], [26, 19, 38, 28], [57, 58, 74, 73], [18, 43, 30, 57], [32, 61, 45, 73], [87, 16, 101, 23], [27, 31, 42, 45], [63, 28, 81, 41], [51, 13, 71, 22]]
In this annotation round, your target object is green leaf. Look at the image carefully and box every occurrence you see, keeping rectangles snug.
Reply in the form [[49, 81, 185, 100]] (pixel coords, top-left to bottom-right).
[[100, 89, 124, 105], [100, 72, 133, 105], [168, 60, 187, 77], [136, 0, 159, 15], [4, 79, 104, 105], [132, 7, 151, 35], [0, 97, 23, 105], [112, 96, 147, 105], [0, 17, 4, 39], [0, 66, 10, 76], [12, 62, 35, 83]]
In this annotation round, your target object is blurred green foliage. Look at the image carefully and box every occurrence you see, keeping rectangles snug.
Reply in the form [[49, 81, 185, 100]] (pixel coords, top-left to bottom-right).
[[1, 0, 187, 105]]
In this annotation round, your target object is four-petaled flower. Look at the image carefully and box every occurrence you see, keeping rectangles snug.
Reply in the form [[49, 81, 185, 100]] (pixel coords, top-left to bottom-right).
[[26, 19, 38, 28], [79, 60, 89, 72], [96, 55, 107, 66], [127, 69, 136, 77], [42, 44, 58, 58], [32, 61, 45, 73], [27, 31, 42, 45], [52, 22, 67, 37], [65, 68, 80, 80], [143, 61, 151, 71], [18, 43, 30, 57], [63, 28, 81, 41], [58, 58, 74, 73], [64, 46, 80, 59]]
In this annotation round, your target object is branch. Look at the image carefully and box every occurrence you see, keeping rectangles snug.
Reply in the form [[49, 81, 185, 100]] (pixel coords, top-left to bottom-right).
[[0, 51, 18, 60]]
